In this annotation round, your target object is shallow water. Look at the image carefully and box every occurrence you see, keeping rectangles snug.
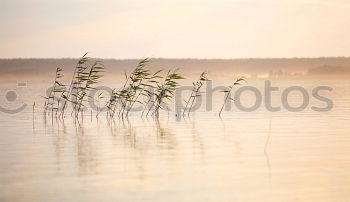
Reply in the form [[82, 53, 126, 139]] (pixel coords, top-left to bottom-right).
[[1, 79, 350, 202]]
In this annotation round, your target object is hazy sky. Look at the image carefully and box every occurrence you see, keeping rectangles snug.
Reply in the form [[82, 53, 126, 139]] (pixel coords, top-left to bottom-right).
[[0, 0, 349, 58]]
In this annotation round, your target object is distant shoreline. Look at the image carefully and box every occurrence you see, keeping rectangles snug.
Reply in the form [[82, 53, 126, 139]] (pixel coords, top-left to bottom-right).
[[1, 57, 350, 81]]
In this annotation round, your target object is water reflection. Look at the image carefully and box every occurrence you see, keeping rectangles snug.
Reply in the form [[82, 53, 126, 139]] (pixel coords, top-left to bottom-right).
[[2, 79, 350, 201]]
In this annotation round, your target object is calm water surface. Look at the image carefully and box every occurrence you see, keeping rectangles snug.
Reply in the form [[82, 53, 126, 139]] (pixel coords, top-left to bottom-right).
[[0, 79, 350, 202]]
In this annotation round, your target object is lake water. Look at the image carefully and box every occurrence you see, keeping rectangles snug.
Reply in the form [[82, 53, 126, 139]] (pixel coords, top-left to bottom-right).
[[0, 79, 350, 202]]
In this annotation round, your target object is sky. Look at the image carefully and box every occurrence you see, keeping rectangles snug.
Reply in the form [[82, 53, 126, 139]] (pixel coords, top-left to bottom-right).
[[0, 0, 349, 59]]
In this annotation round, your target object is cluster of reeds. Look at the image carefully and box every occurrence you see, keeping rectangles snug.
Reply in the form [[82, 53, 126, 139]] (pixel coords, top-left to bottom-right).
[[105, 59, 183, 119], [44, 53, 247, 121], [70, 59, 104, 119], [106, 58, 154, 118], [149, 69, 184, 118], [43, 53, 105, 121]]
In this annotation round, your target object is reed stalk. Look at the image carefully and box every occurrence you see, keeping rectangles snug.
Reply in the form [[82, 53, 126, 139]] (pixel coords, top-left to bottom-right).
[[218, 76, 246, 117], [183, 72, 209, 117]]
